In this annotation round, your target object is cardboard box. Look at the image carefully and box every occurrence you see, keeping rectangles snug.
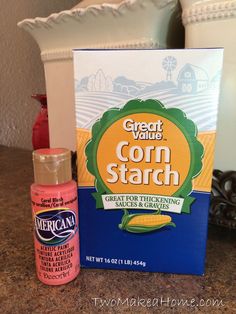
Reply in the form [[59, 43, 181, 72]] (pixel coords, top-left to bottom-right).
[[73, 49, 223, 274]]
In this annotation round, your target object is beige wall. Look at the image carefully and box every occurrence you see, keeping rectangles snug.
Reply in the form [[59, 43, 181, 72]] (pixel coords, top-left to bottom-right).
[[0, 0, 78, 149]]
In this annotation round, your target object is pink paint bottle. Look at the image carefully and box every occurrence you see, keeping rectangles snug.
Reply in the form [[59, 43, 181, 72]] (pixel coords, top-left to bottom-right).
[[31, 148, 80, 285]]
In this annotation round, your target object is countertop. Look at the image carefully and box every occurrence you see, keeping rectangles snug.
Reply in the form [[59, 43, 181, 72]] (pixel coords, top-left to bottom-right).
[[0, 146, 235, 314]]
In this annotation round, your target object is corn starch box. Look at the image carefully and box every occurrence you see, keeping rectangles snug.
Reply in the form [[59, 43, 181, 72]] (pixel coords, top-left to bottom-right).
[[73, 49, 223, 274]]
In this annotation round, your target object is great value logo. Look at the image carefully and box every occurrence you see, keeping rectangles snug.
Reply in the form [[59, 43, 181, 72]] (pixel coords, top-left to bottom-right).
[[35, 209, 76, 245], [85, 99, 204, 233]]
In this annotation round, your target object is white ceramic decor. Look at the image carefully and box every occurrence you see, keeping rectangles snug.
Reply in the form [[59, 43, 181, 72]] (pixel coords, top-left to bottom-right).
[[18, 0, 180, 150], [180, 0, 236, 171]]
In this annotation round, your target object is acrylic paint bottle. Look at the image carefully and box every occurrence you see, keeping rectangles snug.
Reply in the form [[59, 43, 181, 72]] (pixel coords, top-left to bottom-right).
[[31, 148, 80, 285]]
